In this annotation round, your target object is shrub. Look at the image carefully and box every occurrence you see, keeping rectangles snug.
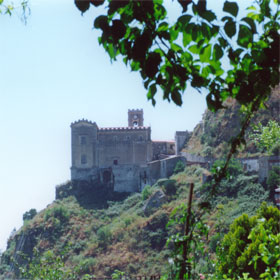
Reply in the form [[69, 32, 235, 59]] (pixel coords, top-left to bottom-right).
[[97, 226, 112, 248], [216, 203, 280, 279], [162, 179, 177, 196], [173, 160, 185, 174], [271, 142, 280, 156], [23, 209, 37, 222], [142, 185, 152, 201], [266, 166, 280, 200], [44, 205, 70, 224]]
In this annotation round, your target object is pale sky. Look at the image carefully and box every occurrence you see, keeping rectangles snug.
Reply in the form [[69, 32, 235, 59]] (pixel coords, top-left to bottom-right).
[[0, 0, 210, 251]]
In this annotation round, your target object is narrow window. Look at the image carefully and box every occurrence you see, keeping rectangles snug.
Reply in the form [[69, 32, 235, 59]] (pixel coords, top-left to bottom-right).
[[133, 121, 138, 127], [113, 159, 118, 165], [80, 136, 86, 145], [81, 154, 87, 164], [139, 136, 143, 141]]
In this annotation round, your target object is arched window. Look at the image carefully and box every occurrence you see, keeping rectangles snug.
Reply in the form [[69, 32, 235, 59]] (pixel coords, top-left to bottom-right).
[[133, 121, 138, 127]]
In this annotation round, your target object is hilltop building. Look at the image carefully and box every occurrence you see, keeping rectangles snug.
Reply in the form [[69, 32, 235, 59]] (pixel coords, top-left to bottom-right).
[[71, 109, 188, 192]]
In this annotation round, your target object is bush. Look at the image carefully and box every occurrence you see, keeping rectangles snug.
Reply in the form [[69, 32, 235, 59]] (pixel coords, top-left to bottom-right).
[[271, 142, 280, 156], [23, 209, 37, 222], [267, 166, 280, 200], [44, 205, 70, 224], [162, 179, 177, 196], [97, 226, 112, 248], [216, 203, 280, 279], [173, 160, 185, 174], [142, 185, 152, 201]]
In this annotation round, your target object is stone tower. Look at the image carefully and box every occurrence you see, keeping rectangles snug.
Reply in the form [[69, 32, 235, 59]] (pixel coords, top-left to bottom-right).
[[128, 109, 144, 127], [70, 119, 98, 181]]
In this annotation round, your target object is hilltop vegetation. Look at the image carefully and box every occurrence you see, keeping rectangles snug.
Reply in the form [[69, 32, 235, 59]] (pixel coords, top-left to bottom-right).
[[183, 85, 280, 158], [1, 156, 278, 279]]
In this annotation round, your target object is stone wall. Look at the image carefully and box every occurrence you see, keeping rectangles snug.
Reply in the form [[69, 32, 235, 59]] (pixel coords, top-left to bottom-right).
[[239, 157, 259, 173], [152, 141, 175, 160], [98, 128, 152, 167], [175, 131, 191, 155], [148, 156, 186, 185], [259, 155, 280, 183], [112, 164, 142, 192]]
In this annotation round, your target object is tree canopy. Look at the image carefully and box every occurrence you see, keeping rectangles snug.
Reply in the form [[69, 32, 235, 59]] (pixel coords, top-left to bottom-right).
[[75, 0, 279, 111]]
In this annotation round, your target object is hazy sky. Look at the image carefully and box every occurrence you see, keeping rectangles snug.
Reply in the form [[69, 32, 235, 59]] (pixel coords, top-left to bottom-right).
[[0, 0, 210, 251]]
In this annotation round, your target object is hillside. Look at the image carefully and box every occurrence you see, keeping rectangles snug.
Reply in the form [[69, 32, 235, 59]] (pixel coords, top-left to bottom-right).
[[0, 160, 276, 279], [0, 87, 279, 279], [183, 85, 280, 158]]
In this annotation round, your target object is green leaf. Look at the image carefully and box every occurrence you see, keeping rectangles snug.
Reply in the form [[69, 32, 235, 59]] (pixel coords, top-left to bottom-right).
[[147, 83, 157, 99], [192, 24, 198, 41], [189, 44, 200, 54], [171, 43, 183, 52], [177, 14, 192, 29], [170, 27, 179, 41], [223, 1, 239, 17], [224, 20, 236, 38], [241, 17, 256, 33], [201, 23, 211, 41], [200, 44, 212, 63], [213, 44, 223, 60], [183, 30, 192, 47], [200, 10, 216, 22], [94, 15, 108, 29], [107, 44, 116, 60], [237, 24, 252, 48], [171, 90, 182, 106], [157, 22, 169, 32]]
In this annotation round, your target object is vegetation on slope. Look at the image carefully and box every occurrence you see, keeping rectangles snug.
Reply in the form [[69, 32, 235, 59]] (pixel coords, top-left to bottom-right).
[[183, 86, 280, 158], [1, 157, 278, 279]]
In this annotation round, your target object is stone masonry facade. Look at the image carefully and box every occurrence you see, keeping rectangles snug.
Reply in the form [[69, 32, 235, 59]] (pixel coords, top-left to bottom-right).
[[71, 109, 186, 192]]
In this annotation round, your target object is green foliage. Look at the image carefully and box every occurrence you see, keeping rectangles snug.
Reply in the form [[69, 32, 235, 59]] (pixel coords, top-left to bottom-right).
[[165, 202, 209, 279], [44, 205, 70, 224], [266, 165, 280, 199], [173, 160, 185, 174], [142, 184, 153, 201], [211, 158, 243, 179], [23, 208, 37, 222], [20, 249, 78, 280], [161, 179, 177, 196], [216, 203, 280, 279], [112, 269, 125, 280], [75, 0, 279, 115], [250, 120, 280, 154], [96, 226, 112, 248]]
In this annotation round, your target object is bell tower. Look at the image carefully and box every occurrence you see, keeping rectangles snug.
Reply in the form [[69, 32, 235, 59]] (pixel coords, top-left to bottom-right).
[[128, 109, 144, 127]]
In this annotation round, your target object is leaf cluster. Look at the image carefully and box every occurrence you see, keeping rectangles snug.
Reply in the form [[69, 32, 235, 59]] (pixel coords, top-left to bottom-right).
[[216, 203, 280, 279], [75, 0, 279, 112]]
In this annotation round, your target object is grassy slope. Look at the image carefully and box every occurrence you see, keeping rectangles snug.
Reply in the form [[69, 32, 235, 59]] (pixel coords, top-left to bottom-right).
[[1, 163, 272, 278]]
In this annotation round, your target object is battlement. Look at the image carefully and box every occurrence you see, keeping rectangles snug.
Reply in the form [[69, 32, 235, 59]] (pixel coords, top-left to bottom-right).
[[70, 119, 97, 127], [99, 126, 150, 131], [128, 109, 143, 112]]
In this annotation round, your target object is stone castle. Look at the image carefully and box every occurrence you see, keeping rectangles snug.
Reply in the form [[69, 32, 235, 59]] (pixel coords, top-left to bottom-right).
[[71, 109, 188, 193]]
